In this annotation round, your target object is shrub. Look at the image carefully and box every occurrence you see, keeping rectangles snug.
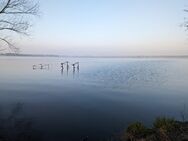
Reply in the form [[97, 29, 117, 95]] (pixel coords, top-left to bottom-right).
[[153, 117, 177, 132], [126, 122, 147, 136]]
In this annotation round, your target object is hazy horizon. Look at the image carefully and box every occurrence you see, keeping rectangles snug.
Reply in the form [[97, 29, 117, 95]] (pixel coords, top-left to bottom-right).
[[18, 0, 188, 56]]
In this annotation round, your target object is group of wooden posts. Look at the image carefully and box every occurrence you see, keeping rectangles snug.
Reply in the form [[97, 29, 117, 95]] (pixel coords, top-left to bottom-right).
[[33, 64, 50, 70], [61, 61, 79, 71], [32, 61, 80, 71]]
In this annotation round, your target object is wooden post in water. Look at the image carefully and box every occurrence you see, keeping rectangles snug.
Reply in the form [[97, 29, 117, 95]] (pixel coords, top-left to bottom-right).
[[72, 63, 76, 70], [61, 63, 64, 70], [61, 61, 69, 70], [39, 64, 43, 69], [61, 61, 69, 75], [33, 65, 36, 70], [77, 62, 79, 70], [66, 61, 69, 70], [72, 62, 79, 70]]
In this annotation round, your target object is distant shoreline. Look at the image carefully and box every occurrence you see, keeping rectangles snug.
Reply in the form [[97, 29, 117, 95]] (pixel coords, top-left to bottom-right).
[[0, 53, 188, 58]]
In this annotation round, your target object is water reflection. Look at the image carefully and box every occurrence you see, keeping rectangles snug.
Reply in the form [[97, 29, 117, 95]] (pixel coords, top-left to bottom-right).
[[0, 57, 188, 141], [0, 103, 42, 141], [73, 67, 79, 78], [61, 62, 80, 78], [61, 66, 79, 78], [73, 67, 75, 78], [72, 62, 79, 78], [61, 69, 64, 76]]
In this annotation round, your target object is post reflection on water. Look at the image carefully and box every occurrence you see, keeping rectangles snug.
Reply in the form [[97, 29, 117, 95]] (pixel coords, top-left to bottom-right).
[[61, 61, 80, 78]]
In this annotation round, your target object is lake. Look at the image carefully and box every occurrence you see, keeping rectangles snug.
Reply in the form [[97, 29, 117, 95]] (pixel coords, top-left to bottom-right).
[[0, 57, 188, 141]]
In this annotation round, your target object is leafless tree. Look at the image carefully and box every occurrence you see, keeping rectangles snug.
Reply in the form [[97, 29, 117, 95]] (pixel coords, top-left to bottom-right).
[[183, 6, 188, 32], [0, 0, 39, 53]]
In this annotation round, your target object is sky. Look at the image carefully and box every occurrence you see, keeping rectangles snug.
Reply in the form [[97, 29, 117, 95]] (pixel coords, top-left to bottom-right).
[[20, 0, 188, 56]]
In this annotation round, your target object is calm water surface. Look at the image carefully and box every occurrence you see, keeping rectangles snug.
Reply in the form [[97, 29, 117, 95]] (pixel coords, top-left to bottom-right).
[[0, 57, 188, 141]]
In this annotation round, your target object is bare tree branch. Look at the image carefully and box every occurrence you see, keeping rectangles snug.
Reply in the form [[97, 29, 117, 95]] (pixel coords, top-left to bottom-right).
[[0, 0, 39, 15], [0, 0, 11, 14], [0, 37, 18, 53], [0, 0, 39, 52], [184, 8, 188, 31]]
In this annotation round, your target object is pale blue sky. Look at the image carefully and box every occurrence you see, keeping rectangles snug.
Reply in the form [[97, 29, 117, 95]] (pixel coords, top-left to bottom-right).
[[21, 0, 188, 56]]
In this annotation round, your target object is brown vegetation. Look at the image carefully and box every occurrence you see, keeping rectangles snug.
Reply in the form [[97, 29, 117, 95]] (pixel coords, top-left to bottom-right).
[[121, 118, 188, 141]]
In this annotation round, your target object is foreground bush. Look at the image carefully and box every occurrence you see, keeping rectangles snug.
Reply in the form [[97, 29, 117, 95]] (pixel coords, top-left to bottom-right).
[[153, 117, 177, 132], [126, 122, 147, 136], [121, 117, 188, 141], [123, 122, 153, 141]]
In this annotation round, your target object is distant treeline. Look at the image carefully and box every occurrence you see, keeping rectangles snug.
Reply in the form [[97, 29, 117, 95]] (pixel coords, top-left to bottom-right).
[[0, 53, 188, 58], [0, 53, 60, 57]]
